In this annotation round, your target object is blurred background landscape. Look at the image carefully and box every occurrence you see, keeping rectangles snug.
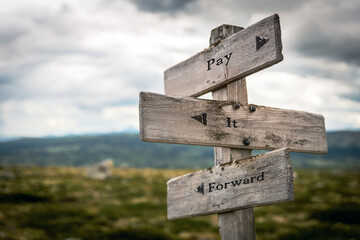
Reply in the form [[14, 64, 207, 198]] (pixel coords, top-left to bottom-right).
[[1, 0, 360, 239], [0, 131, 359, 240]]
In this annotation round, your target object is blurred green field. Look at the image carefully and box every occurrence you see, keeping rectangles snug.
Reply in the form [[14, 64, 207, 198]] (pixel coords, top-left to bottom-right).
[[0, 166, 359, 240]]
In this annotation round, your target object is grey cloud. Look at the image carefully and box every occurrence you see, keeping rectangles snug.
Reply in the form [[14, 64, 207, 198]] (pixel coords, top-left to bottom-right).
[[0, 73, 15, 85], [231, 0, 311, 12], [130, 0, 310, 16], [341, 92, 360, 103], [295, 29, 360, 66], [278, 56, 360, 83], [132, 0, 195, 14], [0, 27, 27, 44], [60, 3, 72, 14], [0, 74, 14, 101], [76, 101, 134, 112], [292, 1, 360, 66]]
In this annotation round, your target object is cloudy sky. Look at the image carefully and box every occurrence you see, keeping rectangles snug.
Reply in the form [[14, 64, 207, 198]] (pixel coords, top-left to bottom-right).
[[0, 0, 359, 138]]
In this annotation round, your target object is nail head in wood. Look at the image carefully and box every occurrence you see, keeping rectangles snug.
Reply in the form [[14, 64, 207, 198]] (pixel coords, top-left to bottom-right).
[[249, 104, 256, 112], [234, 102, 241, 110]]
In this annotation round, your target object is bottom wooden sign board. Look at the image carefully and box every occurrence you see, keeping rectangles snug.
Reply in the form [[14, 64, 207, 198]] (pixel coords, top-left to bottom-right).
[[167, 148, 294, 220]]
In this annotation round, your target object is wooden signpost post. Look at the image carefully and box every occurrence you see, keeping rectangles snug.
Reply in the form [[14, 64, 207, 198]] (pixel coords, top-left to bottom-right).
[[139, 14, 327, 239]]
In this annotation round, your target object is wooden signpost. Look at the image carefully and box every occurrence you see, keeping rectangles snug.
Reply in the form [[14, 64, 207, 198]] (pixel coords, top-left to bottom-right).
[[139, 14, 327, 239]]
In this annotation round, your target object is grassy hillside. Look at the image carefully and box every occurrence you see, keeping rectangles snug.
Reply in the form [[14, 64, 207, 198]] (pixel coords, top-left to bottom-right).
[[0, 166, 359, 240], [0, 131, 359, 169]]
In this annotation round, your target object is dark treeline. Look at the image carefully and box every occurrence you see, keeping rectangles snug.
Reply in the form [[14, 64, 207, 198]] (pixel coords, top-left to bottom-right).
[[0, 131, 359, 169]]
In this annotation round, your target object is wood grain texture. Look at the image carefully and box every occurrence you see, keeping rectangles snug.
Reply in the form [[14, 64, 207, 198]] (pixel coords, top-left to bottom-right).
[[218, 209, 255, 240], [164, 14, 283, 98], [139, 91, 328, 154], [167, 148, 294, 220], [209, 25, 244, 47], [213, 80, 255, 240]]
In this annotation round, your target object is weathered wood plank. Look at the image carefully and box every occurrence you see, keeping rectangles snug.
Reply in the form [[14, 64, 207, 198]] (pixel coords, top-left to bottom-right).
[[139, 91, 328, 154], [164, 14, 283, 97], [167, 148, 294, 220]]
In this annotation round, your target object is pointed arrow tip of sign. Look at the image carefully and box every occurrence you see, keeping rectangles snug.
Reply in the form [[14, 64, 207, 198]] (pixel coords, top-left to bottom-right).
[[191, 113, 207, 125], [256, 36, 269, 50], [195, 183, 205, 194]]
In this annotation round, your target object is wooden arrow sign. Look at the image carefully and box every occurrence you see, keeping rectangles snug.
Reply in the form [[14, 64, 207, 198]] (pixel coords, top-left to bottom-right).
[[139, 91, 327, 154], [164, 14, 283, 97], [167, 148, 293, 220]]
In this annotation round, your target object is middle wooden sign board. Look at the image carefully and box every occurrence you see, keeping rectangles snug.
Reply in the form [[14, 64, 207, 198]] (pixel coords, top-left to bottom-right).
[[140, 91, 327, 154]]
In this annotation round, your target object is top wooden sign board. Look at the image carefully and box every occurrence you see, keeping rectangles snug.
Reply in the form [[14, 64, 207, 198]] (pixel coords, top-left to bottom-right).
[[164, 14, 283, 98]]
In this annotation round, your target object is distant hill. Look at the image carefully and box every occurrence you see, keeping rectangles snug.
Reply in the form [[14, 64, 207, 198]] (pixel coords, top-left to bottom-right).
[[0, 131, 359, 169], [291, 131, 360, 169]]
